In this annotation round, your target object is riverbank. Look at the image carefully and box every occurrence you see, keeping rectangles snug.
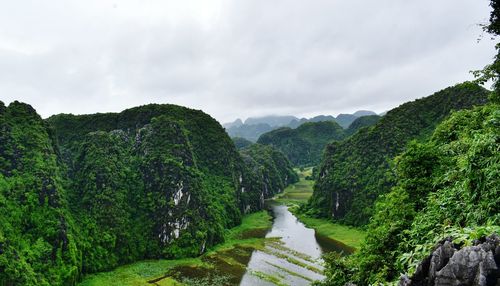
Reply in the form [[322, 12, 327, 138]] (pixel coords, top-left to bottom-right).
[[276, 168, 365, 250], [78, 168, 365, 285], [293, 213, 365, 250], [78, 211, 272, 286]]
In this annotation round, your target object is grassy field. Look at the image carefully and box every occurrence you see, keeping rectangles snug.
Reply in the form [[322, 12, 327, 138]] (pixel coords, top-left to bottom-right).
[[275, 167, 314, 204], [294, 214, 365, 250], [276, 168, 366, 250], [78, 211, 272, 286], [78, 259, 199, 286]]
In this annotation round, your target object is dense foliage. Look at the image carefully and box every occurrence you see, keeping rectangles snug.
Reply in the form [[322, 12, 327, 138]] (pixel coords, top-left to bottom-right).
[[0, 103, 297, 285], [240, 144, 299, 199], [0, 102, 80, 285], [345, 115, 381, 136], [308, 82, 489, 226], [318, 4, 500, 284], [257, 121, 346, 166], [225, 112, 376, 142], [232, 137, 254, 149], [317, 101, 499, 286]]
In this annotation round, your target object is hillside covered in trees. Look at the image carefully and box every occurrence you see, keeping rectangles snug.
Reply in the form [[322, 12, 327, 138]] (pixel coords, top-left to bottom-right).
[[0, 102, 297, 285], [232, 137, 254, 149], [345, 115, 381, 136], [317, 93, 499, 286], [308, 82, 490, 226], [312, 4, 500, 283], [257, 121, 346, 166], [224, 111, 377, 142]]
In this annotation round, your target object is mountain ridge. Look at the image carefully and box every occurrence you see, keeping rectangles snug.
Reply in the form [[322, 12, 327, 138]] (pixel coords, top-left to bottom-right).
[[0, 101, 297, 285], [308, 82, 490, 226], [224, 110, 378, 142]]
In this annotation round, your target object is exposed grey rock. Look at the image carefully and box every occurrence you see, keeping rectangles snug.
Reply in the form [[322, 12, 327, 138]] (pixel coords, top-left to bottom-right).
[[429, 240, 456, 282], [399, 235, 500, 286]]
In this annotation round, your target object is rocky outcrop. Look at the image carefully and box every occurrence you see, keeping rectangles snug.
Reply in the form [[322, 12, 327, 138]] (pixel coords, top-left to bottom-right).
[[399, 235, 500, 286]]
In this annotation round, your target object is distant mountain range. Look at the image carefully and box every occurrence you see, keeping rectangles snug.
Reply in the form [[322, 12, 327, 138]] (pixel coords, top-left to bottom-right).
[[223, 110, 378, 141]]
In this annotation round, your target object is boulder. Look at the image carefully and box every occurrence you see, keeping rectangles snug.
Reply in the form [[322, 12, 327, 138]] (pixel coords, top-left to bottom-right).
[[399, 235, 500, 286]]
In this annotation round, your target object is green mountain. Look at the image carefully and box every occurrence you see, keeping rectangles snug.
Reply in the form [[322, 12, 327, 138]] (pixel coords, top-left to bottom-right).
[[345, 115, 381, 136], [240, 144, 299, 201], [318, 97, 499, 286], [244, 115, 299, 127], [0, 102, 296, 285], [0, 102, 81, 285], [232, 137, 254, 149], [225, 122, 274, 142], [334, 114, 358, 129], [308, 82, 489, 226], [336, 111, 377, 128], [257, 121, 346, 166], [224, 111, 376, 142]]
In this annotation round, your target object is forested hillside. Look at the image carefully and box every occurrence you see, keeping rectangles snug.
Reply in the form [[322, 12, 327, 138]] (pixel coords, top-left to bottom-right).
[[308, 82, 489, 226], [240, 144, 298, 197], [345, 115, 381, 136], [0, 102, 297, 285], [257, 121, 345, 166], [316, 3, 500, 284], [224, 111, 376, 142], [0, 102, 80, 285], [232, 137, 254, 149], [318, 96, 499, 286]]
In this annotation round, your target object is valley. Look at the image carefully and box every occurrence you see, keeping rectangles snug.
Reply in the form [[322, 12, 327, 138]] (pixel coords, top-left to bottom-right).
[[1, 2, 499, 286], [1, 81, 497, 286], [78, 168, 364, 286]]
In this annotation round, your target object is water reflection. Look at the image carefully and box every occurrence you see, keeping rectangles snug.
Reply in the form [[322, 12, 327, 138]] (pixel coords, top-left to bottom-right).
[[240, 204, 326, 286], [166, 203, 352, 285]]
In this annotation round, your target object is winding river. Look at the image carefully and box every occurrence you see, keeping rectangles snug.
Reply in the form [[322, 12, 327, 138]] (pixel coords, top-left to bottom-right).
[[168, 201, 352, 285]]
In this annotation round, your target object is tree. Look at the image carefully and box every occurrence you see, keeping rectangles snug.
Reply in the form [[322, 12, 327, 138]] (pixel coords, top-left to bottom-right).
[[473, 0, 500, 103]]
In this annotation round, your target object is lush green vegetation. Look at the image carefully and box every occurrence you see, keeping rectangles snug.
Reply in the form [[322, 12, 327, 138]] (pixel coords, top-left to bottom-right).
[[308, 82, 489, 226], [316, 6, 500, 284], [0, 101, 81, 286], [225, 112, 376, 142], [317, 100, 499, 286], [240, 144, 299, 203], [345, 115, 381, 136], [275, 168, 365, 251], [275, 167, 314, 204], [0, 103, 296, 285], [79, 211, 273, 286], [258, 121, 346, 166], [232, 137, 254, 149], [296, 216, 365, 251]]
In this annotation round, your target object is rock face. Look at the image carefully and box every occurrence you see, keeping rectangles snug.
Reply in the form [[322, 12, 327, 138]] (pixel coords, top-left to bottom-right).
[[399, 235, 500, 286]]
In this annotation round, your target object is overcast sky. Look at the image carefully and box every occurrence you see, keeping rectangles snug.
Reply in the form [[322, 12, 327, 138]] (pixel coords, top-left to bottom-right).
[[0, 0, 496, 123]]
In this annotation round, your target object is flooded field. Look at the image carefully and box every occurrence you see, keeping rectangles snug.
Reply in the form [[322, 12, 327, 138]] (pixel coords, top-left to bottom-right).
[[162, 202, 352, 286]]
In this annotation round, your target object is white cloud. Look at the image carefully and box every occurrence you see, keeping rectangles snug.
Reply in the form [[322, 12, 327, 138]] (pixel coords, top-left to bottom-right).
[[0, 0, 496, 122]]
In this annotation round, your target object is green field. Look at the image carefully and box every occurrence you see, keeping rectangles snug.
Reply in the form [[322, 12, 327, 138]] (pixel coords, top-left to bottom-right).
[[275, 168, 366, 250], [294, 214, 366, 250], [275, 168, 315, 203], [78, 211, 272, 286]]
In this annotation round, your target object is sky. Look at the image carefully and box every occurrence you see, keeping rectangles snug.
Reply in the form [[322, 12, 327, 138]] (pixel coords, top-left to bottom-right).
[[0, 0, 496, 123]]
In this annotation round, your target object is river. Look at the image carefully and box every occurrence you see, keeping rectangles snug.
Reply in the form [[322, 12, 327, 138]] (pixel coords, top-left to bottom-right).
[[167, 201, 352, 285]]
